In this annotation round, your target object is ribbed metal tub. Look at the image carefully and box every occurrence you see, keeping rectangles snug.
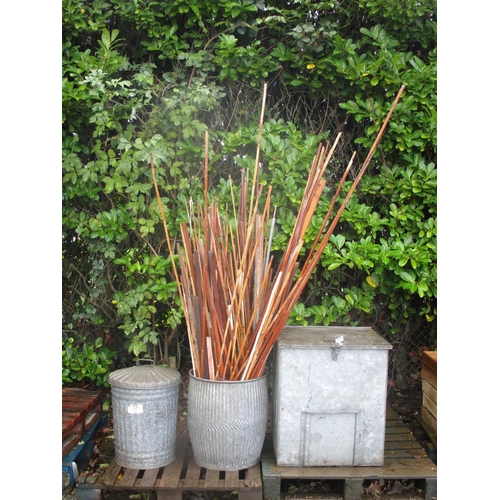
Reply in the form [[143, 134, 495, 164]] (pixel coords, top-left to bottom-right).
[[188, 371, 268, 471], [109, 364, 180, 469]]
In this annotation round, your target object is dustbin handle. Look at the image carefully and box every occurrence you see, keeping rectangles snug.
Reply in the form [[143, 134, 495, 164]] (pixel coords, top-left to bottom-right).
[[136, 358, 155, 366]]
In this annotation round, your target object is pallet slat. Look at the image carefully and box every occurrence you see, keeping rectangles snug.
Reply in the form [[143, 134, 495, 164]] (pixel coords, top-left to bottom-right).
[[100, 460, 122, 486], [204, 468, 220, 489], [225, 470, 239, 489], [420, 405, 437, 446], [115, 467, 140, 489], [159, 423, 190, 489], [422, 365, 437, 389], [184, 452, 202, 489], [245, 465, 261, 487], [423, 392, 437, 419], [422, 351, 437, 373], [385, 440, 424, 451], [63, 433, 81, 457], [422, 378, 437, 403], [421, 351, 437, 449], [136, 468, 161, 488], [386, 434, 421, 443]]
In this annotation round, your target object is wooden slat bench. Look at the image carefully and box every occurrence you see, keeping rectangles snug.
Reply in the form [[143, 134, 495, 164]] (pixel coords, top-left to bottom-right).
[[76, 418, 263, 500], [261, 407, 437, 500]]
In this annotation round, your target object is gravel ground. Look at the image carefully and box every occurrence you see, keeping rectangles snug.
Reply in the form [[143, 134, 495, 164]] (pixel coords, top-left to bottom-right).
[[62, 488, 77, 500]]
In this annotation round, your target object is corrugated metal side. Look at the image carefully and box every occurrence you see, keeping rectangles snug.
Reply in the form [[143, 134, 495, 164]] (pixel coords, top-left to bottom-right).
[[188, 373, 268, 471]]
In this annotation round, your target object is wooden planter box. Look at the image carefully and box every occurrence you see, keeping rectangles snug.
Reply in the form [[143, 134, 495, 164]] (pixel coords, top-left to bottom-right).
[[420, 351, 437, 447]]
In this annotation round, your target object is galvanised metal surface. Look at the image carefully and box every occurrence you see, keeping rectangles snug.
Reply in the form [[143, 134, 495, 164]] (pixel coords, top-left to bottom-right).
[[272, 326, 392, 467], [109, 364, 181, 469], [188, 371, 268, 471]]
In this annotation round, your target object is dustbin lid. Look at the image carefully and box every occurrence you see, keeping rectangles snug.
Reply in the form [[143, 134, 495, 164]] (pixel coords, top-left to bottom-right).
[[108, 365, 181, 389]]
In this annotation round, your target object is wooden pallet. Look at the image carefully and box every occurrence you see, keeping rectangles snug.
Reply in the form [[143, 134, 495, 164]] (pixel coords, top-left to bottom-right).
[[76, 419, 263, 500], [261, 407, 437, 500], [63, 388, 104, 457]]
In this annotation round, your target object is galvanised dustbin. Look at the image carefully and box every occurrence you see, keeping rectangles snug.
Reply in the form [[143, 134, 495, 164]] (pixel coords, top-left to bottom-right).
[[272, 326, 392, 467], [109, 361, 181, 469]]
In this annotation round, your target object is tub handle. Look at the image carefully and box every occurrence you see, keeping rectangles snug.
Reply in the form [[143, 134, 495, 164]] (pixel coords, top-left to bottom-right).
[[156, 409, 176, 416], [136, 358, 155, 366]]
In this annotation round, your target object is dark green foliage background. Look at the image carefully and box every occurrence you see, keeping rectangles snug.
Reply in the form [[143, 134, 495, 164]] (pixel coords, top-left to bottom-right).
[[62, 0, 436, 386]]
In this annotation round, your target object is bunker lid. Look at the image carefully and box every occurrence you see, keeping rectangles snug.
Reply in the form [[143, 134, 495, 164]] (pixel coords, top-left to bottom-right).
[[108, 363, 181, 389], [277, 326, 392, 350]]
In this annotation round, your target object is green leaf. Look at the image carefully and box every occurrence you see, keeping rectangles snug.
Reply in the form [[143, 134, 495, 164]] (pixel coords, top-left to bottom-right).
[[333, 234, 345, 248], [327, 262, 343, 271], [101, 28, 110, 48], [399, 271, 416, 284]]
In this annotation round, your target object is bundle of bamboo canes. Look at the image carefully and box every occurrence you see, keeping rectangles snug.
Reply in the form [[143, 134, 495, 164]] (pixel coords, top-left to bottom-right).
[[151, 84, 405, 381]]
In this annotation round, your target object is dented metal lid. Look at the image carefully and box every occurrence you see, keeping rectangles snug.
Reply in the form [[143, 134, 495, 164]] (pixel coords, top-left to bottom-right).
[[108, 364, 181, 389]]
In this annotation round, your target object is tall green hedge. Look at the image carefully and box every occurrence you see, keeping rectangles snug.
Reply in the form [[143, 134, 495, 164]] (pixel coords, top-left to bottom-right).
[[63, 0, 436, 385]]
